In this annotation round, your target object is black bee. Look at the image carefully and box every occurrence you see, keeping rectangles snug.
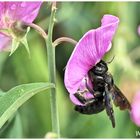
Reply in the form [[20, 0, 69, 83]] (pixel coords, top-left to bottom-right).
[[74, 60, 131, 128]]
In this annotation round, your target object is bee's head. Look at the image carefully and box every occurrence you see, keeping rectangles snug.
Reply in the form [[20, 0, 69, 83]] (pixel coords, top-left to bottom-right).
[[92, 60, 108, 75]]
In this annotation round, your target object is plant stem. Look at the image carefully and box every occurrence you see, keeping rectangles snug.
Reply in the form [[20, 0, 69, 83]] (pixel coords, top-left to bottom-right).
[[27, 23, 48, 39], [53, 37, 77, 47], [45, 2, 60, 137]]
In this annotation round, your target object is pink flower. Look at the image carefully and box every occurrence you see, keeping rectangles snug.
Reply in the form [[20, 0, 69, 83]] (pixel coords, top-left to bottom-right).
[[130, 91, 140, 126], [0, 2, 42, 52], [137, 25, 140, 36], [64, 15, 119, 105]]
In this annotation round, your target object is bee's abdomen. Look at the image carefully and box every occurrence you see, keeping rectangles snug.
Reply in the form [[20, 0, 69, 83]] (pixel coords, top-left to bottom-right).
[[74, 101, 105, 114]]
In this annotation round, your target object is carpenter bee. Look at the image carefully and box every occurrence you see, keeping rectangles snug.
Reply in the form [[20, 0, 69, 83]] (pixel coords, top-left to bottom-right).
[[74, 60, 131, 128]]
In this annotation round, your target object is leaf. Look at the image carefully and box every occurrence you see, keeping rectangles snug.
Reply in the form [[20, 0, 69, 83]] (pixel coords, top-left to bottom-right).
[[0, 82, 54, 129], [0, 112, 23, 138]]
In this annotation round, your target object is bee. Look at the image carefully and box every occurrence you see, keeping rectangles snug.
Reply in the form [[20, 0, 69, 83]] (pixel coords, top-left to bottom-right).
[[74, 60, 131, 128]]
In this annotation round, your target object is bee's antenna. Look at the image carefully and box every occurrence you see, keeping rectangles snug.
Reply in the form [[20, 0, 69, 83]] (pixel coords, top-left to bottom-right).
[[106, 56, 115, 64]]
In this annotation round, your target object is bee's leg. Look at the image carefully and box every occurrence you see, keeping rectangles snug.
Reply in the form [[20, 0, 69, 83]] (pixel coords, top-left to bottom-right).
[[84, 97, 98, 105], [74, 98, 97, 114], [85, 78, 102, 98], [104, 73, 114, 90], [74, 88, 89, 104], [85, 78, 94, 93], [74, 92, 86, 104], [104, 84, 115, 128]]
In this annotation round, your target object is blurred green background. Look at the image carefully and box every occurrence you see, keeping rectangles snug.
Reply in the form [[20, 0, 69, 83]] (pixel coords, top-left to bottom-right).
[[0, 2, 140, 138]]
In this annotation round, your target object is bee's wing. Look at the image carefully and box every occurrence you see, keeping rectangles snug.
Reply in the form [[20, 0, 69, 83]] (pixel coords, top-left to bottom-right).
[[111, 85, 131, 110]]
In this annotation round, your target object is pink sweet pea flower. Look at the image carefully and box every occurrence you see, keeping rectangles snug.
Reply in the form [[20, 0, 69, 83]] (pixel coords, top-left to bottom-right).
[[0, 2, 42, 52], [130, 91, 140, 126], [64, 14, 119, 105]]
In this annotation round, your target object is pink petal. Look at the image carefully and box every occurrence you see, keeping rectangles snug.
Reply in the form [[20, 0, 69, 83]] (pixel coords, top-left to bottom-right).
[[0, 3, 4, 17], [130, 91, 140, 126], [64, 15, 119, 95], [0, 33, 12, 51], [96, 15, 119, 57], [0, 2, 42, 28], [0, 3, 6, 28]]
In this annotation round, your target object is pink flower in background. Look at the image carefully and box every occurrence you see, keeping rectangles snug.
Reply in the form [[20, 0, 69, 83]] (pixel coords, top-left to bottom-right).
[[0, 2, 42, 52], [130, 91, 140, 126], [137, 25, 140, 36], [64, 15, 119, 105]]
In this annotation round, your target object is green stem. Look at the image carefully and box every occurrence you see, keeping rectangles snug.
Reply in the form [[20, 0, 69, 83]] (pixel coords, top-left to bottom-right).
[[53, 37, 77, 47], [27, 23, 48, 39], [45, 3, 60, 137]]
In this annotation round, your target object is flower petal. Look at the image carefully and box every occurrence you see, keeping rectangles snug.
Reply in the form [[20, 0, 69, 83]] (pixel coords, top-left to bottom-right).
[[0, 3, 4, 18], [0, 2, 42, 26], [130, 91, 140, 126], [8, 2, 42, 23], [0, 3, 6, 28], [64, 15, 119, 95], [0, 33, 12, 51], [96, 15, 119, 57]]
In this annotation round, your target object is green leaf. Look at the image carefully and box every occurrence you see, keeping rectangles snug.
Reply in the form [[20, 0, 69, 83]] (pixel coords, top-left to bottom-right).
[[0, 82, 54, 129], [0, 112, 23, 138]]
